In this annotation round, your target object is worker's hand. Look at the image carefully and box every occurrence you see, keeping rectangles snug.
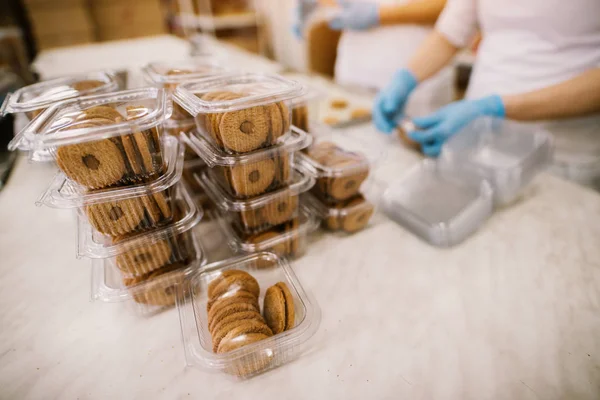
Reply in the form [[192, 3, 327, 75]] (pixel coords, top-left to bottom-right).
[[408, 95, 506, 157], [373, 69, 418, 134], [329, 1, 380, 31], [292, 0, 319, 39]]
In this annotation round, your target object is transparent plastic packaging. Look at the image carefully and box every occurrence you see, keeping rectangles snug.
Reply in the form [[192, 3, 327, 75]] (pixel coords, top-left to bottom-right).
[[19, 88, 170, 189], [164, 118, 198, 160], [303, 192, 375, 234], [197, 166, 315, 234], [183, 126, 312, 198], [382, 160, 493, 247], [217, 209, 319, 259], [142, 58, 225, 91], [173, 73, 304, 154], [177, 252, 321, 378], [91, 231, 207, 315], [1, 71, 119, 121], [37, 136, 184, 237], [438, 118, 553, 205], [182, 158, 207, 194], [78, 184, 203, 272], [289, 86, 322, 133]]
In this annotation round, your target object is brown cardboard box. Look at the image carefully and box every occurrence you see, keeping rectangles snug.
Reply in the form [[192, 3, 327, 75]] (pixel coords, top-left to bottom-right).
[[97, 23, 165, 41], [27, 6, 93, 36], [91, 0, 165, 28], [36, 30, 95, 50]]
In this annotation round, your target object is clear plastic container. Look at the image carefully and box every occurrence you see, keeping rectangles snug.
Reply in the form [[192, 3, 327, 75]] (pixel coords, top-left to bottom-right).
[[297, 132, 376, 203], [173, 73, 304, 154], [217, 209, 319, 259], [177, 252, 321, 378], [289, 85, 323, 133], [164, 118, 198, 160], [197, 166, 315, 234], [77, 184, 203, 273], [37, 136, 184, 237], [1, 71, 119, 121], [303, 192, 375, 234], [182, 157, 207, 194], [18, 88, 170, 189], [91, 231, 207, 315], [381, 160, 493, 247], [182, 126, 312, 198], [142, 58, 225, 91], [438, 118, 553, 205]]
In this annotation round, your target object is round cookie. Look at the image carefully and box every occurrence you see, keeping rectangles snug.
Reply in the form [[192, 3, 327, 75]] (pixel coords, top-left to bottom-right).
[[323, 116, 339, 126], [219, 105, 270, 153], [341, 196, 374, 233], [217, 320, 273, 354], [76, 105, 123, 122], [228, 158, 275, 197], [249, 231, 288, 259], [277, 101, 291, 135], [71, 80, 105, 92], [261, 195, 297, 226], [275, 154, 291, 187], [350, 107, 371, 120], [263, 282, 295, 334], [207, 270, 260, 299], [116, 239, 172, 275], [207, 290, 260, 317], [209, 310, 264, 337], [328, 168, 369, 201], [219, 332, 274, 376], [85, 197, 146, 236], [267, 103, 283, 143], [208, 302, 259, 333], [211, 312, 265, 352], [135, 268, 186, 307], [330, 98, 348, 109]]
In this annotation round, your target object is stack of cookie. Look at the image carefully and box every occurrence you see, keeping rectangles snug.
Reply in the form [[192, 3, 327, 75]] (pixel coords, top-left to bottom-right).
[[205, 269, 295, 374], [23, 87, 205, 313], [174, 73, 317, 259], [299, 140, 375, 234]]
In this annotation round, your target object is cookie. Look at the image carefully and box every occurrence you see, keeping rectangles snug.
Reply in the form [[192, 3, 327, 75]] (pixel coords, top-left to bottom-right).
[[219, 332, 274, 376], [209, 310, 264, 337], [219, 105, 270, 153], [275, 101, 290, 137], [248, 230, 288, 259], [326, 169, 369, 201], [261, 195, 297, 226], [71, 80, 105, 92], [207, 270, 260, 299], [207, 290, 260, 316], [216, 320, 273, 354], [211, 312, 266, 352], [274, 153, 291, 188], [263, 282, 295, 334], [323, 116, 339, 126], [75, 105, 124, 122], [267, 103, 284, 142], [287, 218, 300, 256], [208, 302, 259, 333], [330, 98, 348, 109], [135, 267, 186, 307], [341, 196, 374, 233], [125, 106, 164, 176], [227, 158, 276, 197], [85, 197, 146, 236], [292, 105, 309, 132], [116, 238, 173, 275], [350, 107, 371, 120]]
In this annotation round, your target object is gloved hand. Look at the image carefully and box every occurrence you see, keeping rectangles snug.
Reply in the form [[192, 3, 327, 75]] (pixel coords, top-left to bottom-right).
[[292, 0, 318, 39], [372, 69, 418, 134], [329, 1, 380, 31], [408, 95, 506, 157]]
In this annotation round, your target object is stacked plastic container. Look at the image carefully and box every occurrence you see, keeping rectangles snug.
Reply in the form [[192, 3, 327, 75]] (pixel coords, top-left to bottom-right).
[[174, 73, 319, 259], [14, 86, 207, 314], [298, 127, 381, 234]]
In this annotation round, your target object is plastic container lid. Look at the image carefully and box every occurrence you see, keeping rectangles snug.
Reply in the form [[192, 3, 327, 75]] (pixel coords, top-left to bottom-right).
[[1, 71, 119, 115], [197, 165, 315, 213], [382, 159, 493, 247], [173, 73, 304, 115], [182, 125, 312, 167], [438, 118, 553, 205], [91, 231, 206, 303], [37, 135, 184, 208], [77, 183, 202, 259], [142, 58, 226, 88], [177, 252, 321, 378], [15, 87, 169, 150]]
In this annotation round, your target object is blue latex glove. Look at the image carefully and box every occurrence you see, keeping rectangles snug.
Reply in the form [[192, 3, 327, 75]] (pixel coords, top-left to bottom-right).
[[408, 95, 506, 157], [292, 0, 318, 39], [329, 1, 380, 31], [372, 69, 418, 134]]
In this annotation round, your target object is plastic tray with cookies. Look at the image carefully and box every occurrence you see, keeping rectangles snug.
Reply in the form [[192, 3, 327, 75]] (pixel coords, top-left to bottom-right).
[[37, 136, 184, 237], [91, 231, 206, 315], [217, 208, 319, 259], [142, 58, 225, 91], [19, 88, 170, 190], [183, 126, 312, 198], [77, 183, 202, 270], [196, 165, 315, 234], [173, 73, 304, 154], [288, 85, 323, 134], [177, 252, 321, 378], [303, 192, 376, 234], [164, 117, 199, 161]]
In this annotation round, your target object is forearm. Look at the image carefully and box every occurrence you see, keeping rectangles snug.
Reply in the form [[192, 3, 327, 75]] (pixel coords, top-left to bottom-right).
[[379, 0, 446, 25], [503, 69, 600, 121], [407, 30, 459, 82]]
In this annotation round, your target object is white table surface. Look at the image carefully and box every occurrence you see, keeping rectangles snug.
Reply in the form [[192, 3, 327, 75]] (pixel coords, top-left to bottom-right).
[[2, 39, 600, 400]]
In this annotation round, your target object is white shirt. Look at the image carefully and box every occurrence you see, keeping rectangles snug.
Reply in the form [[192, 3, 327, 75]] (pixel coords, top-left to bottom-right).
[[437, 0, 600, 185], [334, 0, 454, 112]]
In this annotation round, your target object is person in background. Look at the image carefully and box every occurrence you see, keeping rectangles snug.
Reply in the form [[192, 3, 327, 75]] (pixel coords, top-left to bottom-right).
[[293, 0, 449, 111], [373, 0, 600, 189]]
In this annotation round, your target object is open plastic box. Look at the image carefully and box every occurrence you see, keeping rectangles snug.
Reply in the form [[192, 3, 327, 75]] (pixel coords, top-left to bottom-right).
[[177, 252, 321, 378], [383, 118, 552, 247]]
